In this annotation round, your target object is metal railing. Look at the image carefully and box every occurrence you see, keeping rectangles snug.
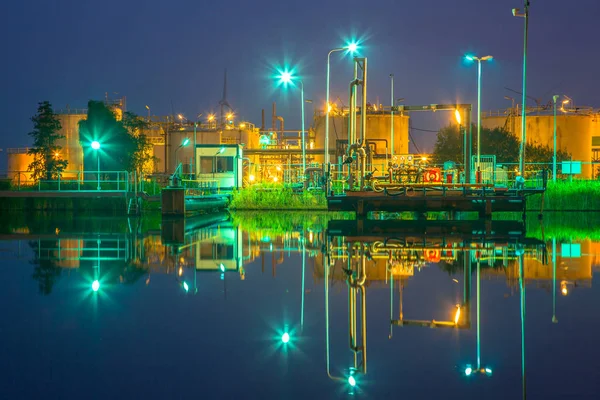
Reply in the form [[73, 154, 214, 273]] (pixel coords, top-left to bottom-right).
[[1, 170, 130, 192]]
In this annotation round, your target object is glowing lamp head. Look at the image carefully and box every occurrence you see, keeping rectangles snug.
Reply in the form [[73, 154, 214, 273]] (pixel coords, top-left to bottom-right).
[[465, 55, 475, 62], [347, 42, 358, 54], [92, 280, 100, 292], [281, 332, 290, 344], [183, 282, 189, 292], [348, 376, 356, 387], [279, 70, 292, 84], [454, 109, 462, 125], [91, 141, 100, 150], [178, 114, 184, 120], [182, 138, 190, 146], [226, 113, 233, 120], [465, 367, 473, 376], [208, 114, 215, 122], [249, 174, 255, 182], [219, 263, 225, 272]]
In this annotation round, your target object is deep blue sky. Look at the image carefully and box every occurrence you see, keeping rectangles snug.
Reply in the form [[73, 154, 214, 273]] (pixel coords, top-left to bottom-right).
[[2, 0, 599, 158]]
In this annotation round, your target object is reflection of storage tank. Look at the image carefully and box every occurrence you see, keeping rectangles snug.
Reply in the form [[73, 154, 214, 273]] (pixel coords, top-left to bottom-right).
[[313, 111, 410, 162], [482, 113, 597, 178]]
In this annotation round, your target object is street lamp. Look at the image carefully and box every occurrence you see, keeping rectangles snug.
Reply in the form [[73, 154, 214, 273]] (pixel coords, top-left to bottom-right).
[[145, 105, 151, 121], [91, 140, 101, 190], [513, 1, 530, 174], [325, 42, 359, 169], [552, 95, 559, 182], [277, 68, 307, 177], [465, 54, 493, 173]]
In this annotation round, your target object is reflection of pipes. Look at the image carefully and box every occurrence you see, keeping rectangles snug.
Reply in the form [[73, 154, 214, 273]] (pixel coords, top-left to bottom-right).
[[347, 243, 367, 374], [303, 167, 322, 189]]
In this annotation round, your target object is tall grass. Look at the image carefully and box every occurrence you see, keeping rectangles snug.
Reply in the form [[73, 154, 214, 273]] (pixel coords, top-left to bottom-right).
[[528, 180, 600, 211], [229, 183, 327, 210]]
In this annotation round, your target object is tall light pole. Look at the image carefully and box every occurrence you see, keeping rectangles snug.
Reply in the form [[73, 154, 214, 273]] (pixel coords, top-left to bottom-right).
[[465, 54, 493, 171], [325, 42, 358, 169], [553, 95, 559, 182], [277, 69, 307, 177], [513, 2, 530, 174], [91, 140, 101, 190], [390, 74, 394, 158], [455, 109, 467, 177], [145, 105, 151, 121]]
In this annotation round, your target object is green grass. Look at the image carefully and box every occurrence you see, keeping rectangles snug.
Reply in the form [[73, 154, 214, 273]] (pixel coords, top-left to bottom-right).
[[229, 183, 327, 210], [528, 180, 600, 211]]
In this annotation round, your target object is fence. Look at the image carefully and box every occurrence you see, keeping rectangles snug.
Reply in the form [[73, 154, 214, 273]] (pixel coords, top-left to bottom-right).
[[0, 170, 130, 192]]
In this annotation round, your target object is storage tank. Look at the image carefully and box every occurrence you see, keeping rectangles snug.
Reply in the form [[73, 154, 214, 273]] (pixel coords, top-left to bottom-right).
[[56, 113, 86, 179], [6, 148, 35, 186], [482, 113, 595, 178]]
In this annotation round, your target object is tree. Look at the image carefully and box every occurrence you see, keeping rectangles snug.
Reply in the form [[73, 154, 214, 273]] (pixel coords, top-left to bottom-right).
[[27, 101, 68, 181], [29, 240, 62, 295], [433, 124, 570, 168], [79, 101, 155, 175]]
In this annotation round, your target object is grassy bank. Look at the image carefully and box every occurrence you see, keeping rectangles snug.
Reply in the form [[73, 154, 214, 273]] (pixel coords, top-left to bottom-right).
[[229, 184, 327, 210], [528, 180, 600, 211]]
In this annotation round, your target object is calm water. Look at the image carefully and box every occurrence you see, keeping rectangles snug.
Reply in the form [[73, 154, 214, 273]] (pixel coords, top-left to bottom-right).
[[1, 212, 599, 399]]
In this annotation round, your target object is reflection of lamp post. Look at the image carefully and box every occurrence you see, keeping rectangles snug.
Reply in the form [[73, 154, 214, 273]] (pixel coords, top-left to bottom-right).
[[465, 54, 493, 171], [552, 238, 558, 323], [552, 95, 559, 182], [91, 141, 101, 190], [92, 238, 101, 292]]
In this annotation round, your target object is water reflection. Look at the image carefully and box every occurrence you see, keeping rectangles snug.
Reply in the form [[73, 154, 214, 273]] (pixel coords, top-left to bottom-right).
[[1, 212, 599, 398]]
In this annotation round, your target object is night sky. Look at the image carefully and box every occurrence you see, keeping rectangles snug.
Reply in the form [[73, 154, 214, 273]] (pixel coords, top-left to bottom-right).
[[2, 0, 599, 162]]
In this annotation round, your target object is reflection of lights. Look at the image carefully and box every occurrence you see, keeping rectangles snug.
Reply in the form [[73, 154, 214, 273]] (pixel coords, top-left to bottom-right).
[[348, 376, 356, 387], [183, 282, 189, 292], [561, 287, 568, 296], [465, 367, 473, 376], [92, 280, 100, 292], [485, 368, 493, 375], [309, 231, 314, 243], [249, 174, 255, 182], [178, 267, 183, 276], [91, 141, 100, 150], [281, 332, 290, 344], [219, 263, 225, 272], [240, 123, 246, 128], [454, 305, 461, 325]]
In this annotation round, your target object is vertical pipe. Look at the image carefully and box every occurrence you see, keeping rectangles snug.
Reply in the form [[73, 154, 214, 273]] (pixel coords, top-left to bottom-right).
[[477, 60, 482, 171], [301, 81, 306, 176], [326, 52, 332, 167], [553, 96, 557, 182], [361, 58, 367, 146], [518, 1, 530, 174], [390, 74, 394, 158]]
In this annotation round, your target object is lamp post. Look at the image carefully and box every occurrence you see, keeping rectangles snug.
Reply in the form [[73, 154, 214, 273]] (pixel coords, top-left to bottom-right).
[[325, 42, 358, 169], [465, 55, 493, 172], [277, 69, 306, 177], [513, 1, 530, 174], [174, 138, 190, 176], [553, 95, 559, 182], [390, 74, 394, 159], [91, 141, 101, 190]]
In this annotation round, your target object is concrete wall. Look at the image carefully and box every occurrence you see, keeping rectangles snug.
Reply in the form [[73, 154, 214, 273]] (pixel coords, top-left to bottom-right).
[[482, 113, 597, 178]]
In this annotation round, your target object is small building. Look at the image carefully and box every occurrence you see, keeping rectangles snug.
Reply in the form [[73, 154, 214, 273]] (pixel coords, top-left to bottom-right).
[[195, 144, 243, 189]]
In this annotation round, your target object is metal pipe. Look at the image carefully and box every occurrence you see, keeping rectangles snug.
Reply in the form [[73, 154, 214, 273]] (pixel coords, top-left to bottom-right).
[[360, 58, 367, 146], [518, 1, 530, 174]]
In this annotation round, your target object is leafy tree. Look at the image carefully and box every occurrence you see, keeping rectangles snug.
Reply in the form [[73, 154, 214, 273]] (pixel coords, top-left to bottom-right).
[[27, 101, 68, 180], [433, 124, 570, 168], [78, 101, 155, 175]]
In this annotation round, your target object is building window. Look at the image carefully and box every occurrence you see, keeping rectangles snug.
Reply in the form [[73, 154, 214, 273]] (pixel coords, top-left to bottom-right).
[[592, 148, 600, 162], [199, 156, 234, 173]]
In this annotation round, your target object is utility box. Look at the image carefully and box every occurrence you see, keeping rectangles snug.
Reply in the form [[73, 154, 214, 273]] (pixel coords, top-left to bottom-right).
[[162, 187, 185, 215]]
